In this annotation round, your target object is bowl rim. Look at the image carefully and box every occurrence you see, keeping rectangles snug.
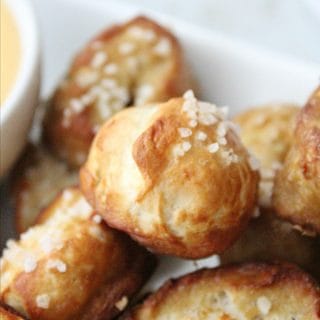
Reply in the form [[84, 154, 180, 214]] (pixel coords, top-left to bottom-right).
[[1, 0, 40, 125]]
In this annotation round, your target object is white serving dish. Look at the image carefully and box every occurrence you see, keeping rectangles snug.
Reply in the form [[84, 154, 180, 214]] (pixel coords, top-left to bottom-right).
[[1, 0, 320, 294], [0, 0, 41, 176]]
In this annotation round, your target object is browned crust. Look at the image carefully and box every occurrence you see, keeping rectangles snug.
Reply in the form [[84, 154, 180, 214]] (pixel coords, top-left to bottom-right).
[[79, 237, 156, 320], [82, 162, 253, 258], [43, 16, 193, 168], [124, 262, 320, 319], [80, 98, 259, 259], [273, 87, 320, 233], [2, 187, 157, 320], [0, 303, 28, 320]]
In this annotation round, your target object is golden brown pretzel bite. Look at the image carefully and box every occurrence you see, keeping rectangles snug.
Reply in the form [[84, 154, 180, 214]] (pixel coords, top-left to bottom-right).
[[0, 303, 27, 320], [44, 16, 192, 167], [0, 187, 156, 320], [220, 208, 320, 280], [273, 87, 320, 234], [125, 262, 320, 319], [81, 92, 259, 258], [233, 104, 299, 207], [11, 144, 78, 233]]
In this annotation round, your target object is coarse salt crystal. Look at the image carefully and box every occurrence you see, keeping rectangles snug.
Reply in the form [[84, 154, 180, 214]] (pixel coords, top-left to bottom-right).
[[182, 100, 196, 112], [36, 294, 50, 309], [182, 141, 192, 152], [198, 113, 217, 126], [196, 131, 207, 141], [119, 42, 135, 55], [217, 122, 227, 137], [75, 70, 98, 88], [23, 256, 37, 273], [128, 26, 144, 37], [249, 154, 260, 171], [91, 51, 107, 68], [115, 296, 128, 311], [144, 29, 156, 41], [178, 127, 192, 138], [218, 106, 229, 119], [217, 137, 227, 145], [198, 101, 217, 114], [81, 93, 95, 106], [89, 225, 106, 242], [259, 180, 273, 207], [103, 63, 118, 75], [40, 234, 63, 254], [69, 197, 92, 218], [257, 296, 272, 315], [183, 90, 195, 100], [188, 119, 198, 128], [153, 38, 171, 56], [173, 145, 185, 157], [6, 239, 16, 249], [222, 149, 239, 164], [62, 190, 73, 201], [69, 99, 85, 113], [187, 110, 197, 120], [208, 143, 219, 153], [93, 214, 102, 224], [113, 86, 129, 104], [46, 259, 67, 273]]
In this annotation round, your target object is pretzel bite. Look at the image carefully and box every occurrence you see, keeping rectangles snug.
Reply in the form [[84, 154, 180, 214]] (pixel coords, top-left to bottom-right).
[[0, 187, 156, 320], [44, 16, 192, 167], [11, 144, 78, 233], [220, 209, 320, 280], [273, 87, 320, 234], [81, 91, 259, 258], [233, 104, 299, 207], [0, 303, 26, 320], [125, 262, 320, 319]]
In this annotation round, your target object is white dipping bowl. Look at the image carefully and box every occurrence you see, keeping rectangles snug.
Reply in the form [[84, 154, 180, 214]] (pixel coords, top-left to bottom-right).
[[0, 0, 40, 177]]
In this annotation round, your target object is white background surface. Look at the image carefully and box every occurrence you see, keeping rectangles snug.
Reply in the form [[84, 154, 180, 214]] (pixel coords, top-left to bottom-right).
[[115, 0, 320, 64]]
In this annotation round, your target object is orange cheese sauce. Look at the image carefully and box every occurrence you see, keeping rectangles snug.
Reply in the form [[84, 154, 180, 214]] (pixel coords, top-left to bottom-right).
[[1, 2, 21, 105]]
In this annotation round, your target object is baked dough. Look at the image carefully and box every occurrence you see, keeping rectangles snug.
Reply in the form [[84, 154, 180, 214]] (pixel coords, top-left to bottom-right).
[[11, 144, 78, 233], [273, 87, 320, 234], [125, 262, 320, 319], [0, 303, 26, 320], [220, 208, 320, 280], [233, 104, 299, 207], [0, 187, 156, 320], [81, 91, 259, 258], [44, 16, 192, 167]]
